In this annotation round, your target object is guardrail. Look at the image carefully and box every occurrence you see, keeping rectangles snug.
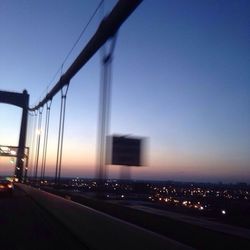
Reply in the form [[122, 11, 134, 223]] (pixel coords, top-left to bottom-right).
[[17, 183, 193, 250]]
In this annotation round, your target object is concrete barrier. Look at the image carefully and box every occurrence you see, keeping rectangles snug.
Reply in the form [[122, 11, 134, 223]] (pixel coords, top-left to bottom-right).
[[17, 184, 193, 250]]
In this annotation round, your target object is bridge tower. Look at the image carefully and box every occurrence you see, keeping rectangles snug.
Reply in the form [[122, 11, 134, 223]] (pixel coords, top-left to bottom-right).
[[0, 90, 29, 181]]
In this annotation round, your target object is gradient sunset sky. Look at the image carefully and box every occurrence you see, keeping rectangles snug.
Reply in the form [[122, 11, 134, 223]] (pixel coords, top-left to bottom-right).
[[0, 0, 249, 183]]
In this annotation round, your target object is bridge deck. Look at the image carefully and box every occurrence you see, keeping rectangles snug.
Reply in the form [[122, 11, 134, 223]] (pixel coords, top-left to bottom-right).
[[0, 187, 86, 250]]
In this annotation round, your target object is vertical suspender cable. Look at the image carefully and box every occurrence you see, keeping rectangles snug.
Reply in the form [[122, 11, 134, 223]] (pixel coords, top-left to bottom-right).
[[55, 95, 63, 184], [40, 100, 52, 182], [26, 112, 32, 151], [24, 112, 33, 182], [24, 147, 29, 183], [96, 35, 117, 188], [34, 107, 43, 182], [58, 89, 68, 183], [29, 110, 38, 179], [25, 112, 32, 176], [55, 84, 69, 185]]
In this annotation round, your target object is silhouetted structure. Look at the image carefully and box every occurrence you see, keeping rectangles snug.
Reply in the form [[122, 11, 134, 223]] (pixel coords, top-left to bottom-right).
[[0, 90, 29, 181]]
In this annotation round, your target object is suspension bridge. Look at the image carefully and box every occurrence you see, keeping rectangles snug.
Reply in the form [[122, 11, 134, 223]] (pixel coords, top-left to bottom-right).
[[0, 1, 249, 249], [1, 0, 144, 185], [0, 1, 179, 249]]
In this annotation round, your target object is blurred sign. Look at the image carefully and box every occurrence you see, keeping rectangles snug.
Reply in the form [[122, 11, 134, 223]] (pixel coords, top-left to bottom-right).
[[107, 136, 144, 166]]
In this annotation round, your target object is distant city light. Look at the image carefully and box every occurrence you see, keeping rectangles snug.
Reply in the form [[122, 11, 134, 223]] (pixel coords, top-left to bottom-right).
[[221, 210, 226, 215]]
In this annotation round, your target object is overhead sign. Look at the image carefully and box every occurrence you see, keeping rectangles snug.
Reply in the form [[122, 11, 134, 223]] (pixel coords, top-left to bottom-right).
[[107, 135, 145, 166]]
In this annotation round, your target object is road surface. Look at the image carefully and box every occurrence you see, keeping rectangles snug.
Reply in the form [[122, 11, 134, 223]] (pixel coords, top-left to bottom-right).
[[0, 186, 86, 250], [127, 204, 250, 240]]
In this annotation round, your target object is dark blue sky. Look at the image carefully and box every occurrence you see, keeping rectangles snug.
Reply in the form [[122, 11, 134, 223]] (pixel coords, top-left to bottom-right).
[[0, 0, 249, 182]]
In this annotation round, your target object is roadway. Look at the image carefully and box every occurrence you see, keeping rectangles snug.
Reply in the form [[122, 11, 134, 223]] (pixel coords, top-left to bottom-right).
[[5, 185, 250, 250], [0, 187, 86, 250], [126, 204, 250, 240], [43, 188, 250, 249]]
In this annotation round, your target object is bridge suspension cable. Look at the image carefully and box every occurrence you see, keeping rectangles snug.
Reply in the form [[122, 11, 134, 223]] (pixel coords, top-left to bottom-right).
[[34, 107, 43, 182], [61, 0, 105, 71], [24, 112, 34, 181], [55, 85, 69, 185], [29, 0, 142, 111], [26, 0, 142, 184], [40, 100, 52, 182], [28, 110, 38, 178], [38, 0, 105, 103], [96, 34, 117, 185]]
